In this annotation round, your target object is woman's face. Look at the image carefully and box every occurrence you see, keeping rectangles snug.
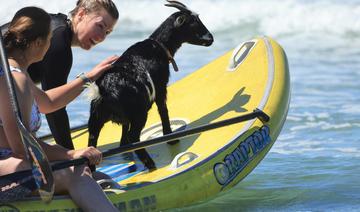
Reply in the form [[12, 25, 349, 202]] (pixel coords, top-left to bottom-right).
[[74, 8, 117, 50]]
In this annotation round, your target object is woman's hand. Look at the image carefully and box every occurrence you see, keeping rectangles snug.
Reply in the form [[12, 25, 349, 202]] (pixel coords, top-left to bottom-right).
[[86, 55, 119, 82], [69, 146, 103, 165]]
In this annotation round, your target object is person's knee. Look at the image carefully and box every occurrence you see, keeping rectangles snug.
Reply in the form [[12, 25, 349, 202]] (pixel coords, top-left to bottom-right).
[[0, 157, 30, 175], [73, 165, 93, 178], [56, 165, 92, 183], [53, 167, 74, 191]]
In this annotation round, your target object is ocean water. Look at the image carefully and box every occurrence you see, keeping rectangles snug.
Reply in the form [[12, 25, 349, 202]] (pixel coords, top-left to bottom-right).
[[1, 0, 360, 211]]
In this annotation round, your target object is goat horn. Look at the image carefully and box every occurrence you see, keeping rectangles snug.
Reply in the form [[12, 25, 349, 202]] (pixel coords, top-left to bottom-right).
[[166, 0, 188, 8], [165, 0, 190, 12]]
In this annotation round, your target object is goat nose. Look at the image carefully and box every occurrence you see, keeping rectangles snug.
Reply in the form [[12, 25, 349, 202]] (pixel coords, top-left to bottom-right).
[[203, 33, 213, 41], [208, 33, 214, 42], [202, 33, 214, 46]]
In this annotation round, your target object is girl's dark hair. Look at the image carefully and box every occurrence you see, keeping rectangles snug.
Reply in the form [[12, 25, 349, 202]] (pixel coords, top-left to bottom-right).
[[70, 0, 119, 20], [4, 7, 51, 52]]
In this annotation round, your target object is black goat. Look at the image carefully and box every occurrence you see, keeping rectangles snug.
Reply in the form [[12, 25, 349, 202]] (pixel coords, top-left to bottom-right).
[[87, 0, 214, 170]]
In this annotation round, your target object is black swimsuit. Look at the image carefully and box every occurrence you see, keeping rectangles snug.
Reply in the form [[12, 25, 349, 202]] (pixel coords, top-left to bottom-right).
[[28, 13, 75, 149]]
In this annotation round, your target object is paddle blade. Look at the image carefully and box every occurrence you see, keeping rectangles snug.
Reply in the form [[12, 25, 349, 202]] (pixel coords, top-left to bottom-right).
[[21, 127, 54, 203]]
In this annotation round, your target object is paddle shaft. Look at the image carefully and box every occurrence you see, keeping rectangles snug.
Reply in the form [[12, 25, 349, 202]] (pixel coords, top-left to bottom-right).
[[0, 33, 54, 202], [52, 109, 269, 171]]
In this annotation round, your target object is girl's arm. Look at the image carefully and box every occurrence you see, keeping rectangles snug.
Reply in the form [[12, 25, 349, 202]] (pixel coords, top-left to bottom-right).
[[31, 56, 118, 114], [0, 72, 32, 157], [0, 73, 102, 163]]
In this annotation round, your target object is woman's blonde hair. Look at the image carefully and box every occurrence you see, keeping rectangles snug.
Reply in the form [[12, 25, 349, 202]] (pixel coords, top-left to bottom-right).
[[70, 0, 119, 20]]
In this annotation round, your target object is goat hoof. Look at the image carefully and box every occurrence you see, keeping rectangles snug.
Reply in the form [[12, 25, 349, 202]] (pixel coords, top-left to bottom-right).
[[147, 165, 157, 172], [167, 140, 180, 145], [145, 160, 156, 171]]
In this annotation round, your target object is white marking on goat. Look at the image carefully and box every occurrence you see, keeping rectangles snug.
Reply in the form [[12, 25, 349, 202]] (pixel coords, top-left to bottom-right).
[[85, 82, 101, 101], [145, 72, 156, 103]]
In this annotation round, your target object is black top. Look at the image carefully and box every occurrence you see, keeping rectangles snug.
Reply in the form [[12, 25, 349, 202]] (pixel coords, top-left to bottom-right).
[[29, 13, 73, 85], [1, 13, 75, 149]]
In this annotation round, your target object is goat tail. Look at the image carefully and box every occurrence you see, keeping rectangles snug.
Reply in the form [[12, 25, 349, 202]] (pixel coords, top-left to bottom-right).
[[84, 82, 101, 101]]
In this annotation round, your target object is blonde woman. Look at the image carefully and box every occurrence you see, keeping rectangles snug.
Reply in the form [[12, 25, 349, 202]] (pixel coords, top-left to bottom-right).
[[19, 0, 118, 149]]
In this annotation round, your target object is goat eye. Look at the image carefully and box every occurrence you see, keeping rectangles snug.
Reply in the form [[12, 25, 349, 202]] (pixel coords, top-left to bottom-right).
[[175, 16, 186, 27]]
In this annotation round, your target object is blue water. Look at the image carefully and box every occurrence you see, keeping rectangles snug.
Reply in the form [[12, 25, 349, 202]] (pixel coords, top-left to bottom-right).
[[2, 0, 360, 211]]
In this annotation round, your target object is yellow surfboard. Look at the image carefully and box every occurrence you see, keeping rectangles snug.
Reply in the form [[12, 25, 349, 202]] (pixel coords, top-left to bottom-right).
[[5, 36, 290, 211]]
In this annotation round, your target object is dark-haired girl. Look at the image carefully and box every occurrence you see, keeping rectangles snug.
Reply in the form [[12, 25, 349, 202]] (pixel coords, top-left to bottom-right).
[[0, 7, 118, 211]]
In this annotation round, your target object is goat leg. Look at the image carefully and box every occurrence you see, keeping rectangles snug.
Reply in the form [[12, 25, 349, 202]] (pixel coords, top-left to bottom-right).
[[88, 100, 110, 147], [88, 117, 106, 148], [156, 98, 179, 145], [120, 124, 130, 146], [87, 107, 107, 172], [129, 119, 156, 171], [120, 124, 135, 161]]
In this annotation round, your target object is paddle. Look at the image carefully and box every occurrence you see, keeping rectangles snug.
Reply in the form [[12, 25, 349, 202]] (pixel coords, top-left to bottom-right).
[[52, 109, 269, 171], [0, 34, 54, 202]]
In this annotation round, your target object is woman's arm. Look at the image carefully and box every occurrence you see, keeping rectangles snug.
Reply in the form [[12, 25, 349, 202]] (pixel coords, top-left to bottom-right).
[[0, 72, 32, 157], [31, 72, 87, 114], [1, 64, 107, 164], [31, 56, 118, 114], [0, 74, 103, 163]]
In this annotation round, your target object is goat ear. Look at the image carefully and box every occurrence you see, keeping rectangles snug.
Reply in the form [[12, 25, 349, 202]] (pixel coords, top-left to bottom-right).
[[174, 15, 186, 28]]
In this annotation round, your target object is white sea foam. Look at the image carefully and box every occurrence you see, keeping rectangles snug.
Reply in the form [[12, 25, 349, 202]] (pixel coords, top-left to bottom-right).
[[272, 139, 328, 155], [272, 138, 360, 158], [340, 105, 360, 114], [1, 0, 360, 38], [0, 1, 72, 23], [290, 121, 355, 132], [287, 112, 331, 123]]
